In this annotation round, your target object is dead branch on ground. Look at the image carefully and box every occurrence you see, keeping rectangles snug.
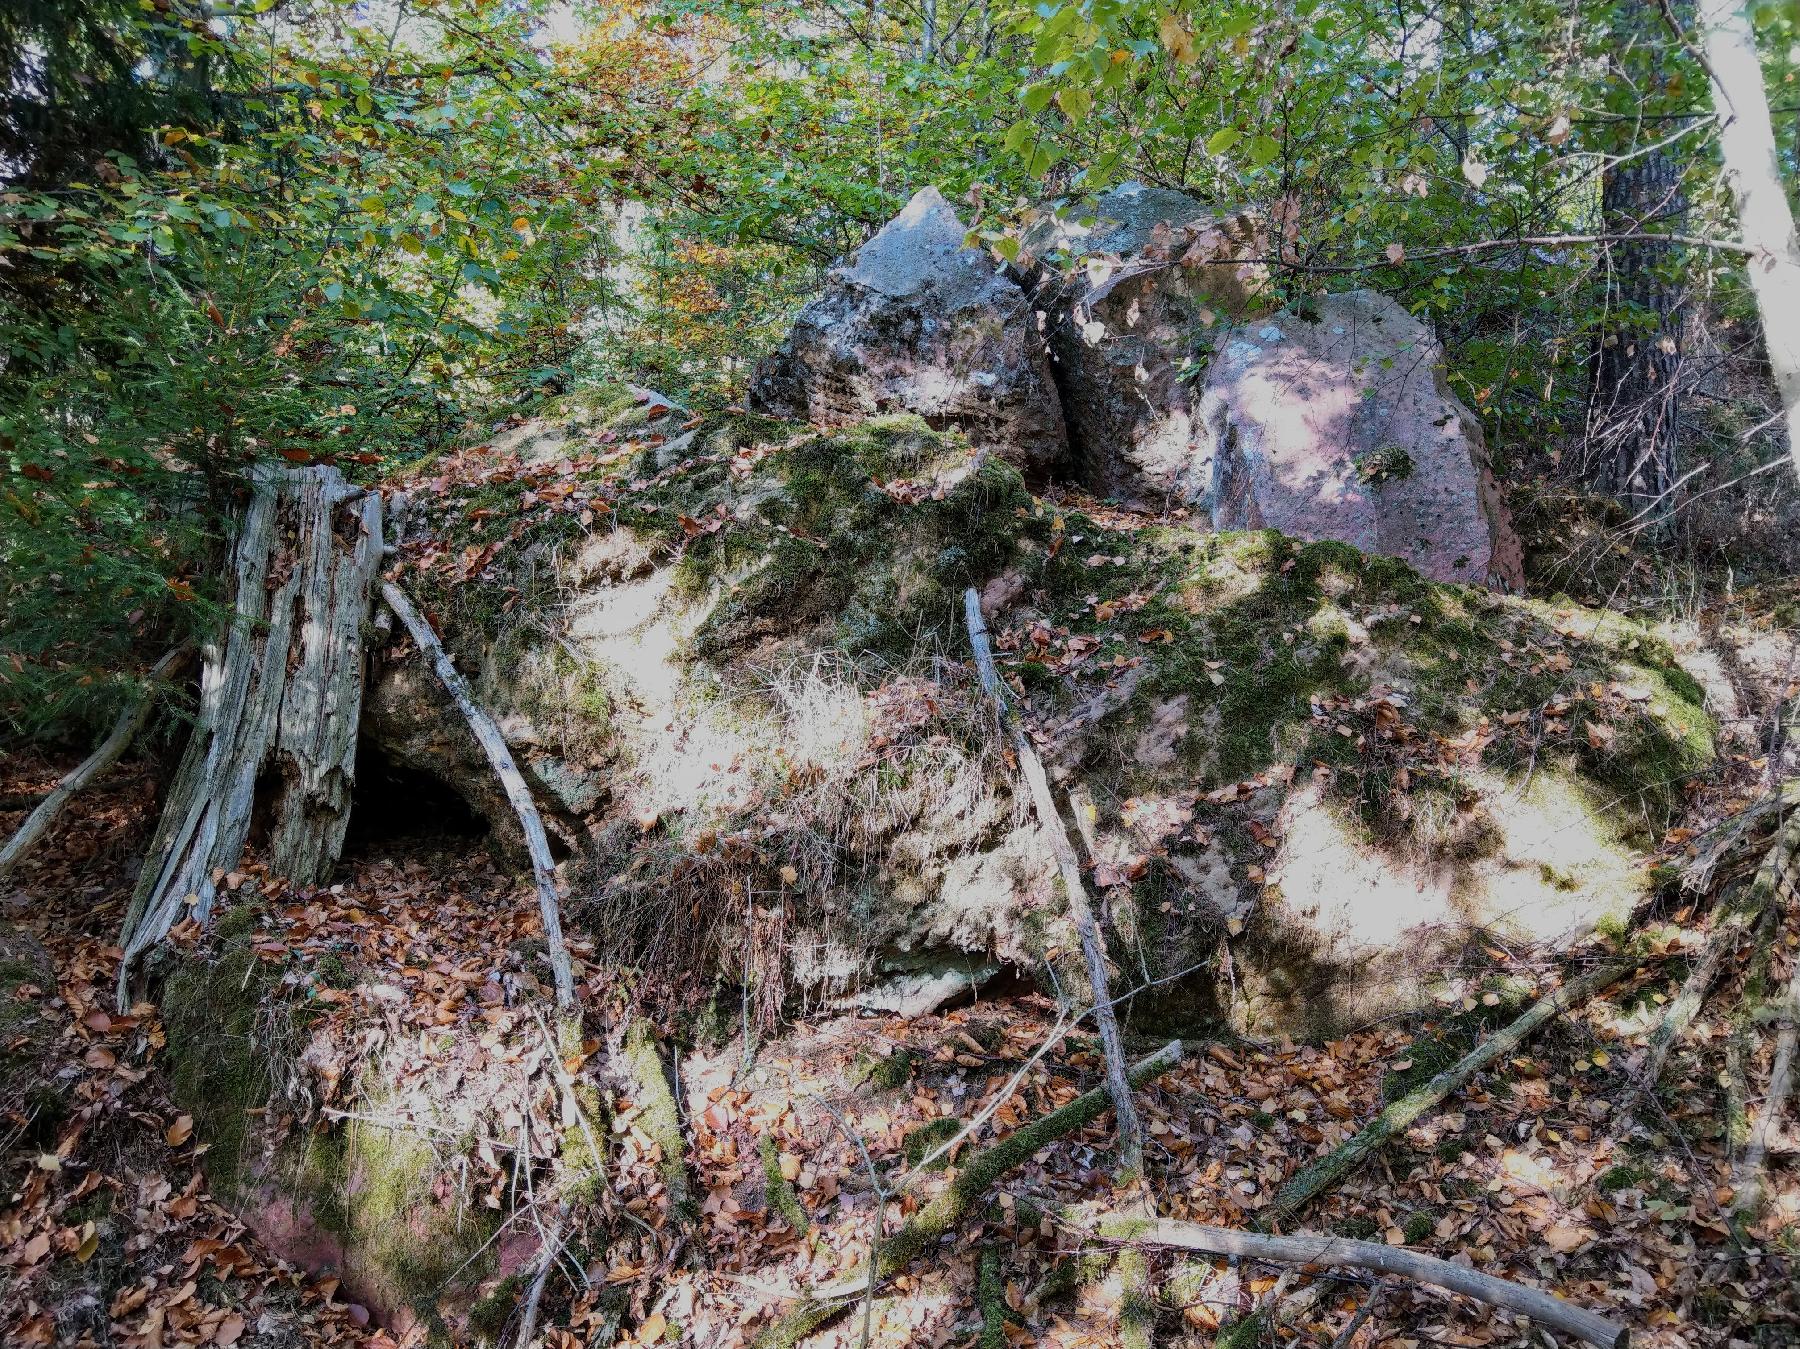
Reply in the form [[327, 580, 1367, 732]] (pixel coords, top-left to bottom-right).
[[0, 645, 188, 883], [750, 1039, 1183, 1349], [1272, 958, 1638, 1221], [382, 580, 577, 1008], [1073, 1213, 1629, 1349], [963, 586, 1142, 1173]]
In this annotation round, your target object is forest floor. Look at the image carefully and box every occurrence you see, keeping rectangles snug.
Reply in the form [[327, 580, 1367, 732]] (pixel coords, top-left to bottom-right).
[[2, 742, 1798, 1347]]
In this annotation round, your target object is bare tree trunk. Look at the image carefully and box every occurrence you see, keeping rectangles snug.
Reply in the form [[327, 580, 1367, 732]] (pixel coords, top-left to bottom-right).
[[118, 467, 383, 1004], [0, 645, 188, 883], [1694, 0, 1800, 487], [381, 581, 577, 1010]]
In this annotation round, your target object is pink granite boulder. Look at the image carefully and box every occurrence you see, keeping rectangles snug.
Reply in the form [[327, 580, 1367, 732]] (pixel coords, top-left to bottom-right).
[[1194, 290, 1525, 589]]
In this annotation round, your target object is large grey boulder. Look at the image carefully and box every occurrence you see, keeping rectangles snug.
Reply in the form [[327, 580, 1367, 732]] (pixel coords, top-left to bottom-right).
[[1195, 290, 1526, 589], [1022, 182, 1274, 502], [749, 187, 1067, 474]]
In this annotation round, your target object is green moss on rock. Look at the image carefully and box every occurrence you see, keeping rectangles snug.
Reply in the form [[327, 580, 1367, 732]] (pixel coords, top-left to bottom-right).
[[293, 1109, 500, 1320], [161, 933, 283, 1198]]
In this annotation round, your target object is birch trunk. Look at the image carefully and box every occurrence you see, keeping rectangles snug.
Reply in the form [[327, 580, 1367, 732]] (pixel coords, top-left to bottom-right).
[[119, 466, 383, 1002], [1697, 0, 1800, 486]]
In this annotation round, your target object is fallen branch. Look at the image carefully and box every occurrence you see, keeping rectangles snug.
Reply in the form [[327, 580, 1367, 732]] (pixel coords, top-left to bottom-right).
[[750, 1039, 1183, 1349], [1643, 812, 1799, 1091], [963, 587, 1141, 1172], [758, 1132, 810, 1234], [511, 1203, 568, 1349], [0, 646, 188, 883], [1272, 959, 1636, 1221], [1679, 778, 1800, 895], [976, 1247, 1007, 1349], [382, 581, 575, 1009], [1081, 1216, 1628, 1349], [1734, 945, 1800, 1222]]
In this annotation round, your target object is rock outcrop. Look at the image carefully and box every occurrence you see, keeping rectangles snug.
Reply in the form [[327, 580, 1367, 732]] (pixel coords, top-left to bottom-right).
[[1021, 182, 1273, 502], [755, 184, 1524, 589], [748, 187, 1067, 475], [359, 400, 1712, 1038], [1195, 290, 1526, 589]]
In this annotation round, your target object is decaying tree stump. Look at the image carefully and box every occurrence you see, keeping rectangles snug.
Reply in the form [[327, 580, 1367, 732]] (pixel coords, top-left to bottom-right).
[[118, 465, 383, 1000]]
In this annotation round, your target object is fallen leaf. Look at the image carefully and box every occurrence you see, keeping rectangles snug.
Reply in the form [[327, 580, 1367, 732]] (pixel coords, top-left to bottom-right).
[[1543, 1223, 1594, 1254]]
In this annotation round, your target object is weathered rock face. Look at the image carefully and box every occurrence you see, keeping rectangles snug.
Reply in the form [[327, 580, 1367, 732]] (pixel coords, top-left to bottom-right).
[[748, 187, 1067, 475], [1195, 290, 1526, 590], [1021, 182, 1273, 502], [361, 402, 1713, 1038]]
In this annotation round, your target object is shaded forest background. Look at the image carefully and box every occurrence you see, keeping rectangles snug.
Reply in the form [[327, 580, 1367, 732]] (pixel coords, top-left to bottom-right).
[[4, 0, 1800, 741]]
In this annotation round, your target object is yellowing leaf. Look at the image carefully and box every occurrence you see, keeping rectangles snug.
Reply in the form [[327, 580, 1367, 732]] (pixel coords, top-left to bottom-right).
[[1158, 13, 1196, 63], [1056, 86, 1092, 123]]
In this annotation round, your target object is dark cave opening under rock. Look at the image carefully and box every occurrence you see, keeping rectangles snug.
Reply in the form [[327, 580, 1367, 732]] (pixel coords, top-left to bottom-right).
[[341, 741, 489, 858]]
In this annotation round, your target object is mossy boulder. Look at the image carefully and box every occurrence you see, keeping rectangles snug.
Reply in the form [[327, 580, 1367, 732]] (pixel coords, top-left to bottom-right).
[[160, 936, 509, 1336], [367, 404, 1715, 1036], [992, 523, 1712, 1034]]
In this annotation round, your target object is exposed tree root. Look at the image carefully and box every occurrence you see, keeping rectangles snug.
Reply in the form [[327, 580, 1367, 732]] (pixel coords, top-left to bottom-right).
[[1077, 1215, 1629, 1349], [964, 586, 1142, 1173], [1272, 958, 1637, 1222], [749, 1039, 1183, 1349], [381, 580, 576, 1008], [0, 645, 187, 883]]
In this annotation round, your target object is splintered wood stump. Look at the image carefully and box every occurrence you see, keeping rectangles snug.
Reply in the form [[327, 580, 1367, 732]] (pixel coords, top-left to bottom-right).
[[120, 466, 383, 998]]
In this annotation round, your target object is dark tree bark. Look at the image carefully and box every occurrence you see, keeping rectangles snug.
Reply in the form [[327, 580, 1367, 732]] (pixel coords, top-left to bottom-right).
[[1591, 152, 1687, 513], [1589, 12, 1689, 517]]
